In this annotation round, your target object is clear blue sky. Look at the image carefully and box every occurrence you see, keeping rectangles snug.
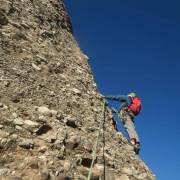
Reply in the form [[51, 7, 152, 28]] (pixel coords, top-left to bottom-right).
[[65, 1, 180, 179]]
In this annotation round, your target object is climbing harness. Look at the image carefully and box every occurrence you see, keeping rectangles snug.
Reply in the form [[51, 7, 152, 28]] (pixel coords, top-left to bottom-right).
[[87, 100, 107, 180]]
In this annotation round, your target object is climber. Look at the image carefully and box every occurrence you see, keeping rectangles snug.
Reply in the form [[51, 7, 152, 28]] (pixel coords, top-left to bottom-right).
[[103, 92, 142, 154]]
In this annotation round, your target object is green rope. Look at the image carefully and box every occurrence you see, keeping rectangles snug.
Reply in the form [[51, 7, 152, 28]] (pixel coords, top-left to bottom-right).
[[114, 109, 121, 119], [87, 100, 107, 180]]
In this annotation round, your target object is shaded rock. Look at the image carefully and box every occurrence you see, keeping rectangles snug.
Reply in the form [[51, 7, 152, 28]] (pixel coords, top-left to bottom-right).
[[1, 104, 8, 110], [56, 113, 64, 121], [57, 175, 72, 180], [83, 140, 93, 153], [41, 31, 54, 39], [0, 103, 4, 108], [40, 169, 50, 180], [36, 124, 52, 135], [19, 139, 34, 149], [66, 135, 81, 150], [13, 31, 27, 41], [38, 146, 48, 153], [66, 119, 77, 128], [81, 156, 92, 168], [57, 146, 66, 160], [11, 94, 21, 103], [11, 95, 20, 103], [47, 134, 57, 143], [0, 138, 7, 147], [28, 159, 39, 169], [0, 10, 8, 26]]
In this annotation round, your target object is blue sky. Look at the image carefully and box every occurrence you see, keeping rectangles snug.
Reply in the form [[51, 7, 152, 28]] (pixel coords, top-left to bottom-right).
[[65, 1, 180, 179]]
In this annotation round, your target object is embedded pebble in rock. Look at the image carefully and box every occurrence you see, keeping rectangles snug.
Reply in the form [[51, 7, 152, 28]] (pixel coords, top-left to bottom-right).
[[38, 146, 48, 153], [11, 134, 18, 140], [32, 63, 41, 71], [15, 125, 23, 130], [37, 106, 53, 116], [24, 120, 39, 127], [12, 113, 18, 118], [24, 120, 39, 132], [13, 118, 24, 126], [0, 0, 155, 179], [71, 88, 81, 95], [63, 160, 71, 172]]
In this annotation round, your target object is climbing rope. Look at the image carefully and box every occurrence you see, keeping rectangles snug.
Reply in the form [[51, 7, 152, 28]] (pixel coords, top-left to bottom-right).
[[87, 100, 107, 180], [112, 108, 121, 119]]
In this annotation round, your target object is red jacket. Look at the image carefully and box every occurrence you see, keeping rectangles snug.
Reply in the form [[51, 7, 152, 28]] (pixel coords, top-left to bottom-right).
[[128, 97, 142, 115]]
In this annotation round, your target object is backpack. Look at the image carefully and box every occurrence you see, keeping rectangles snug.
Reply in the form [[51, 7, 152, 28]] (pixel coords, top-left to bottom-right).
[[128, 97, 142, 115]]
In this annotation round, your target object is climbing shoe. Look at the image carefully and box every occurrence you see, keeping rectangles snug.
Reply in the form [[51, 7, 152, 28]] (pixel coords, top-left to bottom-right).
[[134, 142, 140, 155]]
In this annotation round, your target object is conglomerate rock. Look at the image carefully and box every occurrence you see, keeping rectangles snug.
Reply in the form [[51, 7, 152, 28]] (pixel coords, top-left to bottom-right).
[[0, 0, 155, 179]]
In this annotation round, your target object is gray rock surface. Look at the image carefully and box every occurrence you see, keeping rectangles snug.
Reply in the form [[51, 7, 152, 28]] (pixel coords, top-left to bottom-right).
[[0, 0, 155, 179]]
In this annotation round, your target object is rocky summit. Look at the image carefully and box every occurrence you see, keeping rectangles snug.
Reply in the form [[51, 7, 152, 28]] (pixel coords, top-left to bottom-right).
[[0, 0, 155, 179]]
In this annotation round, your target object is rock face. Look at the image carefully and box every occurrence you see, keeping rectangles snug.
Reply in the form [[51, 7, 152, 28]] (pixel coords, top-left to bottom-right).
[[0, 0, 155, 179]]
